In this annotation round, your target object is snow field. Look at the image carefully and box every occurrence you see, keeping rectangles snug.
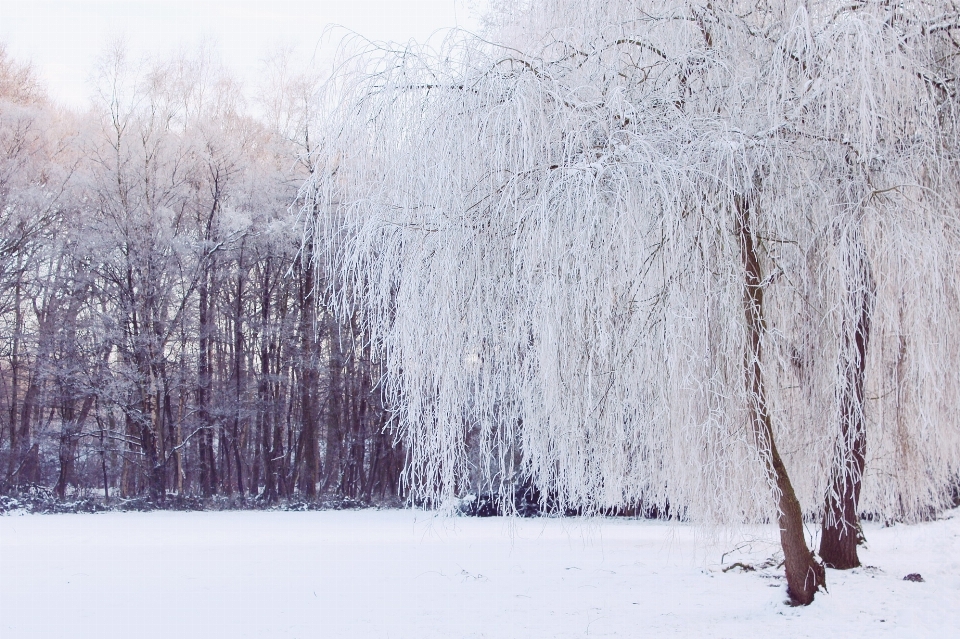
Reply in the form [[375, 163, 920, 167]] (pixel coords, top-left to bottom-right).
[[1, 508, 957, 638]]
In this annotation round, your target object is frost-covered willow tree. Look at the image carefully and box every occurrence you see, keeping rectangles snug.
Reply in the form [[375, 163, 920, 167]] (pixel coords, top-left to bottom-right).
[[310, 0, 960, 604]]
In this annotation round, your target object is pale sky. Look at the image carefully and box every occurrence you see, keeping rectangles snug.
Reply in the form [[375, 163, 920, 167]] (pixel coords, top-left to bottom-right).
[[0, 0, 485, 108]]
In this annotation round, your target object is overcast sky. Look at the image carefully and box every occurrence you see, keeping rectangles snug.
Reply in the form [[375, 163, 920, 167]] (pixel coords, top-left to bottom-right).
[[0, 0, 485, 108]]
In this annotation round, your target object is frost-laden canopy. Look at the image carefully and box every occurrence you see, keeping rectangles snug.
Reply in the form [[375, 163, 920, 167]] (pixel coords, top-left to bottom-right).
[[313, 0, 960, 523]]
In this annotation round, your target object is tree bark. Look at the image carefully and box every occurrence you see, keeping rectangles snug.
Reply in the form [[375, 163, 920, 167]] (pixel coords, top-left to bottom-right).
[[197, 267, 217, 497], [738, 196, 825, 605], [6, 275, 23, 483], [297, 248, 320, 498], [135, 362, 165, 502], [120, 412, 136, 498], [322, 318, 344, 494], [257, 264, 277, 501], [54, 393, 95, 499], [820, 242, 873, 569], [13, 375, 40, 485], [231, 268, 246, 495]]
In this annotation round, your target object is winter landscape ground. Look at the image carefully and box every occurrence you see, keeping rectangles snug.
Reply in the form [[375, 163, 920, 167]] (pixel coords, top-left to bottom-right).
[[1, 508, 957, 638]]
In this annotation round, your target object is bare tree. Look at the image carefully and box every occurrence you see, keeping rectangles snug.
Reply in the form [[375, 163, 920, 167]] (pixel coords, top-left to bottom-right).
[[0, 41, 399, 509], [0, 46, 75, 490]]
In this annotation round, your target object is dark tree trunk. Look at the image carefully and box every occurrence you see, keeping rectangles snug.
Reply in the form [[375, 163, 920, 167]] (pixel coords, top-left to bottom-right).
[[255, 264, 272, 499], [270, 411, 285, 498], [231, 272, 246, 495], [140, 412, 165, 503], [54, 420, 77, 499], [322, 320, 343, 494], [13, 376, 40, 485], [273, 286, 291, 498], [12, 297, 50, 486], [197, 270, 217, 497], [120, 412, 137, 498], [219, 422, 233, 496], [6, 277, 23, 483], [343, 357, 369, 498], [161, 379, 177, 492], [136, 368, 165, 503], [820, 243, 873, 569], [297, 249, 320, 498], [97, 412, 110, 503], [738, 196, 825, 606], [172, 392, 185, 495], [54, 394, 95, 499]]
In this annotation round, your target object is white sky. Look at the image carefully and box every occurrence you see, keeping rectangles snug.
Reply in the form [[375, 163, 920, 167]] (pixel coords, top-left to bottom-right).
[[0, 0, 485, 108]]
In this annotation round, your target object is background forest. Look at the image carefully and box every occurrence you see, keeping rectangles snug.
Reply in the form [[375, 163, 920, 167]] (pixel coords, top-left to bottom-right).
[[0, 43, 399, 506]]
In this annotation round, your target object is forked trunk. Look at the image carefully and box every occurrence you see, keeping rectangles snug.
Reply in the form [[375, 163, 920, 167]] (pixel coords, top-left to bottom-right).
[[738, 196, 825, 605], [820, 243, 873, 569]]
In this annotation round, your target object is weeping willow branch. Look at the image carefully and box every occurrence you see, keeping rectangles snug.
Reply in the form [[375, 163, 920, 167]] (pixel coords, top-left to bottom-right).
[[307, 0, 960, 604]]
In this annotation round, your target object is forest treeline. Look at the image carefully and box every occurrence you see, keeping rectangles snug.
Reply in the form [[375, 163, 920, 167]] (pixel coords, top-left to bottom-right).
[[0, 44, 401, 505]]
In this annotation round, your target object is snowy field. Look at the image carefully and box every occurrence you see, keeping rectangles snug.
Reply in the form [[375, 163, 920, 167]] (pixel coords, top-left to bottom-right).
[[1, 508, 957, 638]]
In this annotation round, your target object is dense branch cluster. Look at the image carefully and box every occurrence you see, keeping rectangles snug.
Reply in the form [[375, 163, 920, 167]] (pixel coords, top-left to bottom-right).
[[0, 45, 398, 504], [315, 0, 960, 526]]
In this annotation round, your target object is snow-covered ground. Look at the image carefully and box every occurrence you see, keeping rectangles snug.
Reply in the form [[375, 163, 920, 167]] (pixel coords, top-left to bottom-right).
[[1, 508, 957, 638]]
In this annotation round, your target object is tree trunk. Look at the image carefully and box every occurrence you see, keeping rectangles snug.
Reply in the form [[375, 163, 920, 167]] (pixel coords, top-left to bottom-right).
[[257, 266, 276, 501], [172, 390, 185, 494], [6, 276, 23, 483], [323, 319, 344, 494], [197, 269, 217, 497], [738, 196, 825, 606], [297, 248, 320, 498], [136, 372, 165, 502], [820, 241, 873, 569], [140, 411, 165, 503], [232, 273, 246, 495], [13, 376, 40, 485], [120, 412, 136, 498], [54, 393, 95, 499], [97, 412, 110, 503], [12, 295, 48, 487]]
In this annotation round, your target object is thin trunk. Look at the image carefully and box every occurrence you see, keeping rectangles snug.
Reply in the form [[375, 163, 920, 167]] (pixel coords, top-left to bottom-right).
[[6, 274, 22, 480], [97, 411, 110, 503], [738, 195, 825, 606], [278, 300, 293, 498], [14, 375, 40, 485], [173, 385, 185, 494], [271, 406, 285, 499], [258, 266, 275, 501], [54, 404, 76, 499], [120, 412, 137, 498], [251, 412, 262, 497], [323, 320, 343, 494], [161, 381, 177, 492], [820, 244, 874, 569], [232, 273, 246, 495], [54, 393, 95, 499], [197, 268, 216, 497], [282, 367, 295, 497], [298, 251, 320, 498]]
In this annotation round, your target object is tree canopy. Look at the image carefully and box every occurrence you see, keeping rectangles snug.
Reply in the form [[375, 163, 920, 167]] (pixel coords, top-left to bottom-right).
[[314, 0, 960, 527]]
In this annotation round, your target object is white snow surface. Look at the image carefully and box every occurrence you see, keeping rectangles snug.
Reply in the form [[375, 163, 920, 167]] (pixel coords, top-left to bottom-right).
[[1, 508, 957, 638]]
